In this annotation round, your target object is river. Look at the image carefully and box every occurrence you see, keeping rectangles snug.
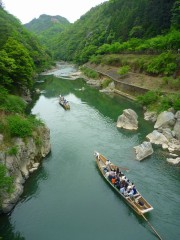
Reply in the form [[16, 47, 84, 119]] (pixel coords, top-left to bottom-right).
[[0, 63, 179, 240]]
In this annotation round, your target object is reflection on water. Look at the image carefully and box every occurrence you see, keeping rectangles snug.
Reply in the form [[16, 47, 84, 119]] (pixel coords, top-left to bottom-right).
[[0, 64, 180, 240]]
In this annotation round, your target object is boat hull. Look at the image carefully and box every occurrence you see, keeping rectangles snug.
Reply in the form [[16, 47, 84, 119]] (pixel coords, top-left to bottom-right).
[[94, 151, 153, 215]]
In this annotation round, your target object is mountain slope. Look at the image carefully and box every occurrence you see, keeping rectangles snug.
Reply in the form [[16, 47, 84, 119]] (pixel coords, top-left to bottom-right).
[[25, 14, 70, 34], [0, 7, 53, 92], [24, 14, 71, 55], [51, 0, 178, 63]]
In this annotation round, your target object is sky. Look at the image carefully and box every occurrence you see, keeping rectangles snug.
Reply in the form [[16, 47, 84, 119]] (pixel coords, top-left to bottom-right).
[[2, 0, 108, 24]]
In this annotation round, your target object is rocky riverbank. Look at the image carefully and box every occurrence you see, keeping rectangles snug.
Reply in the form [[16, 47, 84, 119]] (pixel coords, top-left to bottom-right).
[[81, 64, 180, 164], [0, 125, 51, 213]]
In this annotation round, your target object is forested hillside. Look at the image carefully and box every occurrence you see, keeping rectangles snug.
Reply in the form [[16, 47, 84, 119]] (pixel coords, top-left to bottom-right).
[[43, 0, 180, 64], [0, 4, 55, 204], [25, 14, 70, 49], [0, 6, 53, 94]]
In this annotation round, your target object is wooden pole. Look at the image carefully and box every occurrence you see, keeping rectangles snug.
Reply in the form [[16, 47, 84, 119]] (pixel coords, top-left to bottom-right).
[[141, 214, 163, 240]]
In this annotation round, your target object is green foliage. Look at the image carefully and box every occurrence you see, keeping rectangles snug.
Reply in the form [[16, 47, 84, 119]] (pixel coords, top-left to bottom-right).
[[7, 146, 18, 156], [0, 8, 53, 92], [6, 114, 43, 138], [3, 37, 35, 88], [137, 90, 160, 106], [89, 55, 102, 64], [0, 164, 14, 203], [0, 86, 26, 113], [0, 50, 16, 89], [146, 52, 177, 75], [162, 76, 180, 89], [0, 86, 8, 105], [7, 115, 33, 138], [171, 1, 180, 30], [1, 95, 26, 113], [80, 67, 100, 79], [117, 65, 130, 75], [137, 91, 180, 112], [25, 14, 70, 34], [101, 78, 112, 88]]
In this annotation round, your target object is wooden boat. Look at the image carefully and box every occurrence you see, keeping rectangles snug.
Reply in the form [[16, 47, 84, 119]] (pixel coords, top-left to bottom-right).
[[94, 151, 153, 215], [59, 96, 70, 110]]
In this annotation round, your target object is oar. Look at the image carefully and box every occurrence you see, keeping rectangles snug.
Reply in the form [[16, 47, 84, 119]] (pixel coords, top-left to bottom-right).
[[141, 213, 163, 240], [129, 199, 163, 240], [118, 166, 129, 171], [111, 163, 129, 172]]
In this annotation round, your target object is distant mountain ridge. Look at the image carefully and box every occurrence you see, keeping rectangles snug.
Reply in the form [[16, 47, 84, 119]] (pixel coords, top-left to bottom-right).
[[24, 14, 70, 34]]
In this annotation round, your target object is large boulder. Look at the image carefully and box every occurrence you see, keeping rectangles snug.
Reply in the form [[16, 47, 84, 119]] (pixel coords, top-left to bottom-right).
[[117, 109, 138, 130], [144, 111, 157, 122], [146, 130, 169, 149], [154, 111, 175, 129], [167, 157, 180, 165], [174, 112, 180, 140], [134, 141, 154, 161]]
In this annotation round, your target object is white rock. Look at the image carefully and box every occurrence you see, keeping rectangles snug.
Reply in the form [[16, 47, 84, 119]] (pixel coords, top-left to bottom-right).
[[117, 109, 138, 130], [167, 157, 180, 165], [146, 130, 169, 147], [154, 111, 175, 129], [144, 111, 157, 122], [134, 141, 154, 161]]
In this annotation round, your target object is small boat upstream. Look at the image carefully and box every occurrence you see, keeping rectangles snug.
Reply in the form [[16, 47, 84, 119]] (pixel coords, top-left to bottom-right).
[[59, 95, 70, 110], [94, 151, 153, 215]]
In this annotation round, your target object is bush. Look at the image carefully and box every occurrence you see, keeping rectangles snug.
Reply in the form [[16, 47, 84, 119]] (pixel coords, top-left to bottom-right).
[[2, 95, 26, 113], [7, 146, 18, 156], [101, 78, 112, 88], [7, 115, 33, 138], [117, 65, 130, 75], [174, 97, 180, 111], [0, 164, 14, 204], [80, 67, 100, 79], [137, 90, 160, 106], [0, 86, 8, 106], [162, 76, 180, 89], [89, 55, 102, 64], [137, 91, 180, 112], [146, 52, 177, 76]]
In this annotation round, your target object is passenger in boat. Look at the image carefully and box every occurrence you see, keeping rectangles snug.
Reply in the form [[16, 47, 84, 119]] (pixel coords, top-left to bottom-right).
[[120, 186, 125, 194], [128, 188, 134, 198], [116, 167, 120, 175], [123, 187, 129, 196], [108, 170, 116, 181], [119, 171, 124, 177], [132, 186, 137, 195], [105, 171, 110, 178], [103, 166, 108, 173], [105, 159, 111, 171], [111, 177, 116, 185]]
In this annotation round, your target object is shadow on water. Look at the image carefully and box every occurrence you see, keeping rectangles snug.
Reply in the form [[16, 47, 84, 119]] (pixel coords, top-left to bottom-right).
[[0, 155, 50, 240], [0, 215, 25, 240]]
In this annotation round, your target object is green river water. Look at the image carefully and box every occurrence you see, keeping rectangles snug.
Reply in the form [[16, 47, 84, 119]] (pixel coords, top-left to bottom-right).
[[0, 64, 179, 240]]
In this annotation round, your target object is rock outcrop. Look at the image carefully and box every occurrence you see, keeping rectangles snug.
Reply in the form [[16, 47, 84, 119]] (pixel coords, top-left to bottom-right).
[[117, 109, 138, 130], [154, 111, 175, 129], [145, 110, 180, 164], [0, 125, 51, 213], [144, 111, 157, 122], [134, 141, 154, 161]]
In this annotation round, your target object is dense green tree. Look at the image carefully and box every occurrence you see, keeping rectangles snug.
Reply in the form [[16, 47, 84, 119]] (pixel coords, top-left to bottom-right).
[[0, 50, 16, 88], [171, 1, 180, 30], [3, 38, 35, 89]]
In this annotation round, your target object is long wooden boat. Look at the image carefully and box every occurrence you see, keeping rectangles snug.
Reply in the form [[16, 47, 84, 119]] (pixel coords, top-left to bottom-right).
[[94, 151, 153, 215], [59, 96, 70, 110]]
